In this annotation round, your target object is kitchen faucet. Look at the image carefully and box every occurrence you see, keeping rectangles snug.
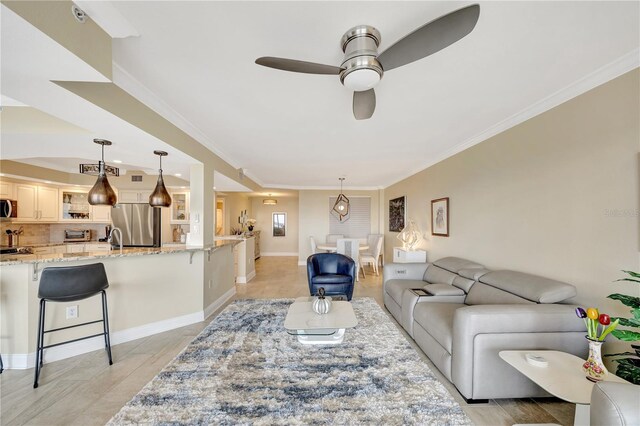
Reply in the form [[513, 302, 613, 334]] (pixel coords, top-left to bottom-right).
[[108, 227, 123, 252]]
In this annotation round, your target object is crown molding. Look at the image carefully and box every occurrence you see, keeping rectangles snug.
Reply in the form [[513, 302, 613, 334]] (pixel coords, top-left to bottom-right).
[[383, 49, 640, 189]]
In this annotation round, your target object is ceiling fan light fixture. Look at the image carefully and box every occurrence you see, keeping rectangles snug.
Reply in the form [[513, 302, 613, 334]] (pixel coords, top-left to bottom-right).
[[149, 150, 172, 208], [86, 139, 117, 206], [343, 68, 381, 92]]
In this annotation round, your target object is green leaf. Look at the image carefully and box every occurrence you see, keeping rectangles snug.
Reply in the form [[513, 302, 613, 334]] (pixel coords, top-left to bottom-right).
[[604, 351, 638, 357], [614, 364, 640, 385], [613, 317, 640, 327], [622, 270, 640, 279], [608, 293, 640, 309], [615, 278, 640, 284], [611, 329, 640, 341]]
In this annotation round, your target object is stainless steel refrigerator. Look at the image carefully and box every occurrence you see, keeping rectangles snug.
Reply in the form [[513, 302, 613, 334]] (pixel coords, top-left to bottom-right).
[[110, 203, 161, 247]]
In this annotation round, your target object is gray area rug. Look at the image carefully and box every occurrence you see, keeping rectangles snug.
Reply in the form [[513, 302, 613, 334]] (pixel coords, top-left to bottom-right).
[[108, 298, 471, 425]]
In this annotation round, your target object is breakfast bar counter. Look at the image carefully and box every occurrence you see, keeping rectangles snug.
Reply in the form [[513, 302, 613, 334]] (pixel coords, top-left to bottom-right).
[[0, 240, 239, 370]]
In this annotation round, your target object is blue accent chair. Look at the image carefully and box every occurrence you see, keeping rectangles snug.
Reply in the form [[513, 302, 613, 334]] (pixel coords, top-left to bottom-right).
[[307, 253, 356, 301]]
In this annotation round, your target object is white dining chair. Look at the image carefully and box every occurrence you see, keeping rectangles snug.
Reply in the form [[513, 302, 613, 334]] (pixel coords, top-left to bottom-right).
[[367, 234, 384, 266], [361, 235, 383, 276], [326, 234, 344, 244], [336, 238, 362, 281], [310, 236, 318, 254]]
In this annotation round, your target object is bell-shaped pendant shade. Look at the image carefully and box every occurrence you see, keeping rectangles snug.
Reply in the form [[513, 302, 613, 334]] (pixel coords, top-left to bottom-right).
[[149, 173, 172, 207], [149, 150, 172, 208], [88, 161, 117, 206]]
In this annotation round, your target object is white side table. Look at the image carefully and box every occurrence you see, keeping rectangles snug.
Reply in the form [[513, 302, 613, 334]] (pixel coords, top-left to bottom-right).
[[499, 350, 628, 426], [393, 247, 427, 263]]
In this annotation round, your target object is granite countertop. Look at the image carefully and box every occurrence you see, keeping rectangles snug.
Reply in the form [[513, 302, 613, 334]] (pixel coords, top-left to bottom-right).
[[0, 240, 239, 266]]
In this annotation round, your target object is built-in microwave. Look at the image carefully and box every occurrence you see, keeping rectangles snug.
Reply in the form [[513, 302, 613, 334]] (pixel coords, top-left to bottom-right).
[[0, 199, 17, 218]]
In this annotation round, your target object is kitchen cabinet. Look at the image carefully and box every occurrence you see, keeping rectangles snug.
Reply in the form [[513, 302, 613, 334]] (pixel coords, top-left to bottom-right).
[[66, 244, 87, 254], [0, 181, 14, 199], [118, 190, 151, 203], [15, 184, 58, 222], [170, 191, 189, 224], [85, 243, 111, 251], [92, 205, 112, 222], [59, 189, 112, 223]]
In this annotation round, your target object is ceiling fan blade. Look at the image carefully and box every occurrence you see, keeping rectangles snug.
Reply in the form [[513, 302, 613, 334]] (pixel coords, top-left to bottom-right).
[[353, 89, 376, 120], [377, 4, 480, 72], [255, 57, 344, 75]]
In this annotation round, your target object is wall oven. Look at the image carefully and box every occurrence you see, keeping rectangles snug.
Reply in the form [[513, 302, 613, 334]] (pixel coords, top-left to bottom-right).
[[0, 199, 17, 218]]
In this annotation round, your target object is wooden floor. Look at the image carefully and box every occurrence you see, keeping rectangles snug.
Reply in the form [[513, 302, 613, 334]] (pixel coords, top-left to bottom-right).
[[0, 257, 574, 425]]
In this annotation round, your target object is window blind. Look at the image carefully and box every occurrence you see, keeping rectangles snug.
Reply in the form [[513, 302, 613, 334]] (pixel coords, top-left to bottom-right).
[[329, 196, 371, 238]]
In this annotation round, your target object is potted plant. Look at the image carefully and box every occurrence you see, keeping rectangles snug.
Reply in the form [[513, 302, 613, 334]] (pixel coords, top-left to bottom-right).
[[606, 270, 640, 384]]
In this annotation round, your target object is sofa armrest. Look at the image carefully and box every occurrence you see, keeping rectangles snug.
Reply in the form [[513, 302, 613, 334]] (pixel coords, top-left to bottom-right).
[[383, 262, 429, 283], [452, 304, 584, 399], [590, 382, 640, 426]]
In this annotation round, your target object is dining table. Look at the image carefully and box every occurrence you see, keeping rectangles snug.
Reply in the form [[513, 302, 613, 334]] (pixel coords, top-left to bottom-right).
[[316, 243, 369, 252]]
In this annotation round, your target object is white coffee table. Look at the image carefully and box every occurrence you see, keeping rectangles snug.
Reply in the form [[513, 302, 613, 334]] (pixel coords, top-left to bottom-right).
[[500, 350, 628, 426], [284, 297, 358, 345]]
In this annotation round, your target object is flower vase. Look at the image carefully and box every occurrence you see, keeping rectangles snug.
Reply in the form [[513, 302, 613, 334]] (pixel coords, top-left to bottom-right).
[[583, 338, 607, 382]]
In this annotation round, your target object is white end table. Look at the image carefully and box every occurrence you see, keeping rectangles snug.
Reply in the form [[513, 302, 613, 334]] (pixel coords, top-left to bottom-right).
[[284, 297, 358, 345], [392, 247, 427, 263], [499, 350, 628, 426]]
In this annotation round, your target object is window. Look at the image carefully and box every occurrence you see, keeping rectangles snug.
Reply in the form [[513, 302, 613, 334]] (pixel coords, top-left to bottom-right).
[[329, 196, 371, 238]]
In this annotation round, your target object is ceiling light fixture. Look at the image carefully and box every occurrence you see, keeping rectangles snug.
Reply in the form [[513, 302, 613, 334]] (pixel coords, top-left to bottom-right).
[[84, 139, 118, 206], [263, 194, 277, 205], [149, 150, 172, 208], [331, 177, 350, 222], [112, 160, 123, 164], [175, 173, 182, 177]]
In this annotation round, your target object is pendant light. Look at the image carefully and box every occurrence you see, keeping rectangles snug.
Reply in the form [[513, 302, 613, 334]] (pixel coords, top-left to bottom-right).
[[149, 150, 172, 207], [87, 139, 118, 206], [263, 194, 277, 205], [331, 177, 350, 222]]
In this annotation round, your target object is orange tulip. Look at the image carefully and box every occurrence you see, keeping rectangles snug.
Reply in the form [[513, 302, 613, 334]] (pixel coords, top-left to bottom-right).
[[586, 308, 599, 320]]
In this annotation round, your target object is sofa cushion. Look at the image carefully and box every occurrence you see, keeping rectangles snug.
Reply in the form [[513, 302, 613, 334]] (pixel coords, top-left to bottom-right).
[[465, 282, 534, 305], [385, 279, 425, 305], [452, 276, 475, 293], [424, 284, 466, 296], [433, 257, 484, 273], [459, 268, 492, 281], [413, 303, 465, 353], [479, 270, 577, 303], [423, 265, 457, 285]]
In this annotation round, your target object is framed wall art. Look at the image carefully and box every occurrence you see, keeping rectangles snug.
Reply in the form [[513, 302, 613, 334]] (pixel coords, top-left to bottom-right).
[[431, 197, 449, 236], [389, 196, 406, 232], [272, 212, 286, 237]]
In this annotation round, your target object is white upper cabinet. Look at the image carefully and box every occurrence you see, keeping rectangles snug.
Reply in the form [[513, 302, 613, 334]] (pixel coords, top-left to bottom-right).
[[170, 191, 189, 224], [15, 184, 58, 222], [118, 190, 152, 203], [0, 181, 15, 199]]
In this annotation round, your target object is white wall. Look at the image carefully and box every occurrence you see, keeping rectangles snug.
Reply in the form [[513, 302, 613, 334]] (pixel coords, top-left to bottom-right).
[[384, 69, 639, 319], [298, 189, 381, 264], [251, 197, 299, 255]]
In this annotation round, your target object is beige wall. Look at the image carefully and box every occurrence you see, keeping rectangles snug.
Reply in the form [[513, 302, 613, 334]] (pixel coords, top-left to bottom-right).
[[298, 189, 382, 263], [218, 192, 252, 235], [384, 69, 639, 316], [250, 197, 299, 255]]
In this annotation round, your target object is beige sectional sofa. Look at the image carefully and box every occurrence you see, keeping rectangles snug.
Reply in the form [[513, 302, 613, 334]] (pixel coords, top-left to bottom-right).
[[383, 257, 587, 402]]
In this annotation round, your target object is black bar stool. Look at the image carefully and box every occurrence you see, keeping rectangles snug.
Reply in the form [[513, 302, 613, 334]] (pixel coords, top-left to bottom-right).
[[34, 263, 113, 388]]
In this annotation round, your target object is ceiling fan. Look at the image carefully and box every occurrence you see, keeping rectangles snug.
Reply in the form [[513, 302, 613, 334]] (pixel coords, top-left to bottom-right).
[[255, 4, 480, 120]]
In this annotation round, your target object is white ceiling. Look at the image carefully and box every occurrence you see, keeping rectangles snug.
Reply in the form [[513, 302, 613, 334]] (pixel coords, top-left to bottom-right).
[[106, 1, 639, 188]]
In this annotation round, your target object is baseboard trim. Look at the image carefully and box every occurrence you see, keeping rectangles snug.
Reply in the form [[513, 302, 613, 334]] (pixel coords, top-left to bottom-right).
[[260, 252, 299, 257], [4, 289, 236, 369], [204, 287, 236, 320]]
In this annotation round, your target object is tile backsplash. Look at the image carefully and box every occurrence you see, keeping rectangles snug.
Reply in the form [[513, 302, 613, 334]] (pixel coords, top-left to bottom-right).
[[0, 223, 50, 246], [0, 222, 110, 246]]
